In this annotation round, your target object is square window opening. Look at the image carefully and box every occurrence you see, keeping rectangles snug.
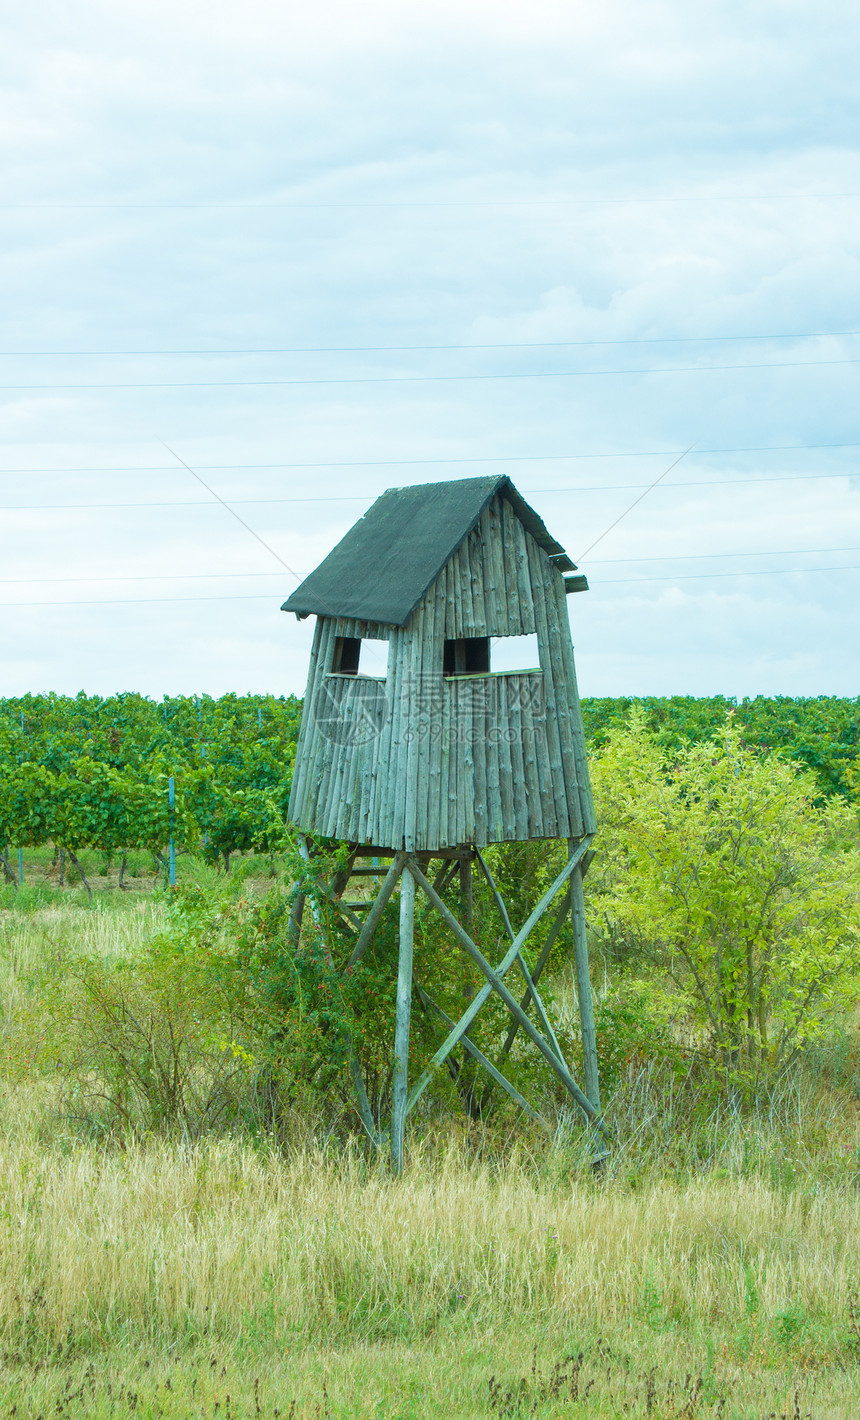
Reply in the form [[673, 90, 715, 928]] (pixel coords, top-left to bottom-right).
[[489, 633, 541, 673], [443, 637, 490, 676], [331, 636, 389, 678]]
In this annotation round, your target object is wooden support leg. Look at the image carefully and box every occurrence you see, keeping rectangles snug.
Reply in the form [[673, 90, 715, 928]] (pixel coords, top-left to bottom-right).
[[287, 890, 306, 948], [348, 853, 406, 967], [391, 863, 416, 1173], [570, 843, 601, 1111], [459, 854, 474, 933]]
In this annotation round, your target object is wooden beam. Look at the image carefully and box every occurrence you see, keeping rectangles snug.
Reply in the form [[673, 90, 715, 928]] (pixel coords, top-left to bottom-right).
[[570, 842, 601, 1110], [495, 889, 571, 1064], [564, 574, 589, 594], [286, 890, 305, 949], [346, 853, 406, 968], [474, 847, 566, 1063], [473, 846, 514, 939], [415, 982, 549, 1130], [392, 865, 416, 1173]]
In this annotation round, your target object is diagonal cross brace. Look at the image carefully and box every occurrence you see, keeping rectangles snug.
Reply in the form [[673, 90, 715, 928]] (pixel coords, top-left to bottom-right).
[[404, 837, 598, 1122], [415, 981, 549, 1130], [474, 847, 566, 1064]]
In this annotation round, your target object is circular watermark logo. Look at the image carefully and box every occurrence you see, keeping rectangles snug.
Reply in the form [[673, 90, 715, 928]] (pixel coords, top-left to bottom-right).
[[316, 678, 390, 746]]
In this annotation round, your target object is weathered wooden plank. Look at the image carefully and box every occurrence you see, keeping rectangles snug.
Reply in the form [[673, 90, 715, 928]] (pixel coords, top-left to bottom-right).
[[524, 532, 567, 837], [570, 844, 601, 1109], [287, 616, 324, 825], [304, 618, 339, 835], [389, 623, 412, 848], [468, 524, 487, 629], [516, 683, 543, 838], [458, 531, 476, 636], [450, 539, 465, 640], [509, 509, 537, 634], [448, 681, 462, 848], [472, 677, 489, 847], [413, 584, 436, 851], [347, 852, 406, 966], [506, 675, 529, 840], [403, 600, 425, 850], [552, 578, 597, 835], [414, 593, 437, 850], [487, 495, 511, 633], [501, 496, 524, 635], [391, 865, 416, 1172], [365, 620, 399, 844], [542, 559, 584, 838], [461, 678, 476, 845], [324, 678, 353, 838], [426, 585, 444, 853]]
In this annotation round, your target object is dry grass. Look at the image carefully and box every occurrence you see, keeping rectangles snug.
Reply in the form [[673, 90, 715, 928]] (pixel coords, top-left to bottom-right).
[[0, 1131, 857, 1414], [0, 1133, 853, 1347], [1, 897, 860, 1415]]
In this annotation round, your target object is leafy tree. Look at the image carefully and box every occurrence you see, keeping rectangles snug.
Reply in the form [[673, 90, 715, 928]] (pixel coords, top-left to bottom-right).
[[589, 716, 860, 1092]]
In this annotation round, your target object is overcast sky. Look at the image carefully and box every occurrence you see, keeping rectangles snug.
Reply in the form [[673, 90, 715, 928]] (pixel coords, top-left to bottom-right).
[[1, 0, 859, 701]]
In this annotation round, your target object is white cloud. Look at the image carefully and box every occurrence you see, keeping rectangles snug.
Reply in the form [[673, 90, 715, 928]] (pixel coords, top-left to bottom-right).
[[0, 0, 858, 697]]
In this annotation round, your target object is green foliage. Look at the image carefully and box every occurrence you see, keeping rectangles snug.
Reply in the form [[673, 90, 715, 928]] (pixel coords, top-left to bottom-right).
[[592, 988, 685, 1100], [14, 901, 259, 1140], [581, 693, 860, 799], [589, 714, 860, 1094], [0, 692, 300, 876]]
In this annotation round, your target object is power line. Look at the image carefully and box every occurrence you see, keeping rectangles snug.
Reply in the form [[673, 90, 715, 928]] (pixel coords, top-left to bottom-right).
[[577, 444, 697, 561], [591, 544, 860, 564], [2, 329, 860, 357], [159, 441, 299, 581], [2, 357, 859, 390], [2, 440, 860, 475], [0, 570, 286, 586], [0, 593, 282, 608], [600, 563, 860, 585], [4, 544, 860, 586], [4, 469, 858, 513], [3, 192, 860, 210], [4, 561, 860, 607]]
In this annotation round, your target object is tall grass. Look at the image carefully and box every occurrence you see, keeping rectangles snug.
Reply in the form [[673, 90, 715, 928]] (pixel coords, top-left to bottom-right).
[[1, 895, 860, 1415], [0, 1134, 858, 1353]]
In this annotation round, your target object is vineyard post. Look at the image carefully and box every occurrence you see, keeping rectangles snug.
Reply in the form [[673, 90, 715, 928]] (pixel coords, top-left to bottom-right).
[[198, 703, 208, 849], [168, 775, 176, 888], [19, 712, 23, 886]]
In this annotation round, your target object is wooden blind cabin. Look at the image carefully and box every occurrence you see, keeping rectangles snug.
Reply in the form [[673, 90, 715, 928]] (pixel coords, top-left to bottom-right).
[[284, 474, 595, 851], [282, 475, 604, 1170]]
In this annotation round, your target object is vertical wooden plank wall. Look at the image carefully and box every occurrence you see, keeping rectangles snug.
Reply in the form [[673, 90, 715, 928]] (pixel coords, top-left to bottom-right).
[[288, 493, 593, 850]]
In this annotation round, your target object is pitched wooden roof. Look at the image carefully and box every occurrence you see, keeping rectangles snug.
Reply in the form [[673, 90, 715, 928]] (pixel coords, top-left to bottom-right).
[[281, 475, 577, 626]]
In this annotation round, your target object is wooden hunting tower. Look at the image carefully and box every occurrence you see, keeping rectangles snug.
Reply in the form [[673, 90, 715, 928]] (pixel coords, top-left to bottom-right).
[[283, 476, 603, 1167]]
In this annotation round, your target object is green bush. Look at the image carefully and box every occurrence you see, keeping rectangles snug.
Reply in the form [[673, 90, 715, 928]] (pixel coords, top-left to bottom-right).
[[589, 714, 860, 1096]]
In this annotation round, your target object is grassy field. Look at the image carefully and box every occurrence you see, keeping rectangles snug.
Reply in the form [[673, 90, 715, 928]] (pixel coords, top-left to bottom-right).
[[1, 894, 859, 1418]]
